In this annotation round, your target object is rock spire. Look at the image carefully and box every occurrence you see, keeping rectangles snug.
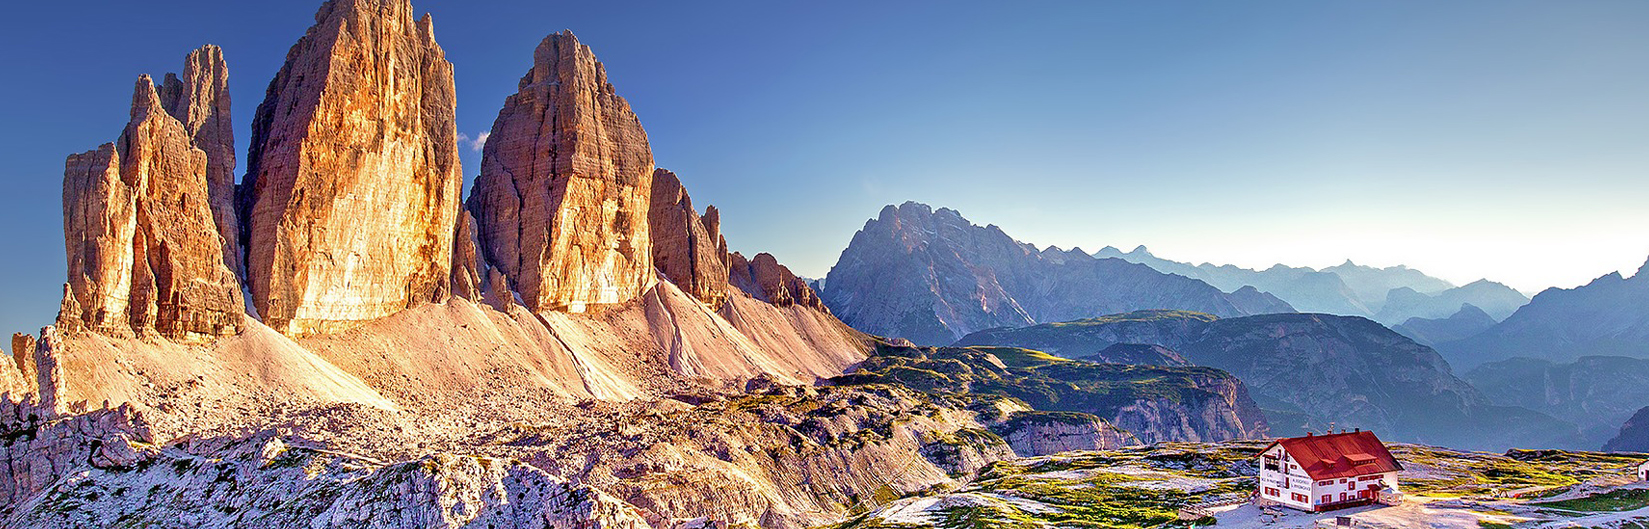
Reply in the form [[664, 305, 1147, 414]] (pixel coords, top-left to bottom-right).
[[241, 0, 462, 335], [467, 31, 655, 313], [61, 70, 244, 340]]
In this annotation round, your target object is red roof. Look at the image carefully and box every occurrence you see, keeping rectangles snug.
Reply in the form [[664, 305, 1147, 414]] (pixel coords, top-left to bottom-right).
[[1263, 431, 1402, 480]]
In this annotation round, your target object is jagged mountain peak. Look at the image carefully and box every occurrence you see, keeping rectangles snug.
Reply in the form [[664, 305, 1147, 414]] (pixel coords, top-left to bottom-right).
[[823, 204, 1291, 345]]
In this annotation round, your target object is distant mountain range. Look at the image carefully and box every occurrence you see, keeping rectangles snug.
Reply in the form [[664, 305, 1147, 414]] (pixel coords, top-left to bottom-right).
[[820, 203, 1293, 345], [1466, 355, 1649, 450], [1393, 304, 1498, 346], [1093, 246, 1529, 325], [953, 310, 1578, 451], [1438, 258, 1649, 369]]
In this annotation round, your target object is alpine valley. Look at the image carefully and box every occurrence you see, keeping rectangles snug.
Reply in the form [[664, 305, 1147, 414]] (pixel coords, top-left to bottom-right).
[[3, 2, 1648, 529]]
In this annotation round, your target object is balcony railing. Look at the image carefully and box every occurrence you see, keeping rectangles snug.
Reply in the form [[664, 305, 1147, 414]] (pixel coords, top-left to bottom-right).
[[1315, 497, 1375, 512]]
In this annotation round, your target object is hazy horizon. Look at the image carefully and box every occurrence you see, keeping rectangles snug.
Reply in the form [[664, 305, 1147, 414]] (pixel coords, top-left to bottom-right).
[[2, 0, 1646, 334]]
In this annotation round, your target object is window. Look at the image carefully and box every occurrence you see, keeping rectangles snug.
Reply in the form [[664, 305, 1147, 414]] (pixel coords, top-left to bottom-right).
[[1263, 456, 1280, 472], [1265, 487, 1280, 497], [1292, 493, 1309, 503], [1320, 495, 1330, 505], [1318, 480, 1333, 486]]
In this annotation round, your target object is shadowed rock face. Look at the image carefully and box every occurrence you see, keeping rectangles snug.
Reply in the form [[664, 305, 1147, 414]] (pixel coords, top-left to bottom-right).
[[242, 0, 462, 336], [62, 74, 244, 341], [1604, 406, 1649, 452], [468, 30, 654, 314], [648, 169, 728, 307], [1468, 355, 1649, 449]]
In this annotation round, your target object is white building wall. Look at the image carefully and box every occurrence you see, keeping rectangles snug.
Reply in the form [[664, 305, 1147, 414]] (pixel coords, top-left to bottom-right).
[[1309, 471, 1399, 508], [1258, 445, 1316, 511]]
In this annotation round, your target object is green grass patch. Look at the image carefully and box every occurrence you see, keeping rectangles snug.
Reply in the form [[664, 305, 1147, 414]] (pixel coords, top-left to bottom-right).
[[1535, 488, 1649, 513]]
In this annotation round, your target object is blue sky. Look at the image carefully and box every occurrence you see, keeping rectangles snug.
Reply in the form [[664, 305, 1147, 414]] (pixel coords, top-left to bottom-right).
[[2, 1, 1647, 336]]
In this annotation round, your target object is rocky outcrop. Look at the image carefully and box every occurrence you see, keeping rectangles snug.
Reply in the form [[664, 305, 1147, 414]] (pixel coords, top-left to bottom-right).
[[62, 74, 244, 341], [449, 209, 484, 300], [156, 44, 239, 274], [32, 327, 65, 415], [468, 31, 654, 314], [648, 169, 728, 306], [729, 251, 825, 310], [1603, 406, 1649, 453], [833, 344, 1268, 444], [4, 432, 649, 529], [822, 203, 1293, 345], [991, 411, 1138, 456], [3, 333, 35, 398], [490, 385, 1007, 528], [242, 0, 462, 336], [1082, 343, 1191, 366], [0, 399, 157, 512]]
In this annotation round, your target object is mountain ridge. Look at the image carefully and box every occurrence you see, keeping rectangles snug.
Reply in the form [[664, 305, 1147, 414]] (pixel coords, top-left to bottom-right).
[[821, 202, 1294, 345]]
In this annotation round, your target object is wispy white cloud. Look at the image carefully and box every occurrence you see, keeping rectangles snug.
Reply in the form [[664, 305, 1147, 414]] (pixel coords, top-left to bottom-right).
[[456, 131, 490, 153]]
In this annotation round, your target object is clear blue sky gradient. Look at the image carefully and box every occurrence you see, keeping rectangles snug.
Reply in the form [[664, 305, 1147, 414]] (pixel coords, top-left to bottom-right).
[[2, 1, 1647, 337]]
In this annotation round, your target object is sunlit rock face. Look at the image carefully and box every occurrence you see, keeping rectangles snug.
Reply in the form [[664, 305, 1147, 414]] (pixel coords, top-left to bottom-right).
[[241, 0, 462, 336], [468, 30, 655, 314], [62, 73, 244, 341], [157, 44, 239, 276]]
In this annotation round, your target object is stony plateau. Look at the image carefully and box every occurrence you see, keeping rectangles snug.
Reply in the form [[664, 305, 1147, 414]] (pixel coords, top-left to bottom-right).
[[242, 0, 462, 336], [468, 30, 655, 314]]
